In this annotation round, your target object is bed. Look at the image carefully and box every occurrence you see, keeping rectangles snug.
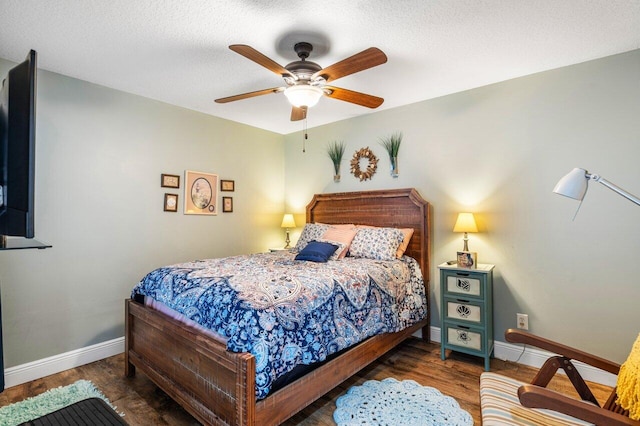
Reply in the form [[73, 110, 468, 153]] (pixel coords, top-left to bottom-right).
[[125, 188, 431, 425]]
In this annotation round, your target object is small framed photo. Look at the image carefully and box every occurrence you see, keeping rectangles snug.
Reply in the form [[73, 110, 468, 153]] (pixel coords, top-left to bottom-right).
[[221, 180, 235, 192], [457, 251, 478, 269], [161, 174, 180, 188], [164, 193, 178, 212], [222, 196, 233, 213], [184, 170, 218, 215]]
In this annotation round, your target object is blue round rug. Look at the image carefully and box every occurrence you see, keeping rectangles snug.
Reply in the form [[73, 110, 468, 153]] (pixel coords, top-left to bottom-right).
[[333, 378, 473, 426]]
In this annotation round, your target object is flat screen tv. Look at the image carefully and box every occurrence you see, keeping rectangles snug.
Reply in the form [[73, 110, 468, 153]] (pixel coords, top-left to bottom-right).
[[0, 50, 37, 241]]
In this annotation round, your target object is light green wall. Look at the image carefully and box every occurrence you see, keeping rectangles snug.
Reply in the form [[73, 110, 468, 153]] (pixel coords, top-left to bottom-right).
[[284, 49, 640, 363], [1, 49, 638, 370], [0, 58, 286, 367]]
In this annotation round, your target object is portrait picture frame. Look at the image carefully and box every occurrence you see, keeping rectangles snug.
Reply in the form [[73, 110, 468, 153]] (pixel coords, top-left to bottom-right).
[[456, 251, 478, 269], [184, 170, 218, 215], [161, 174, 180, 188], [221, 180, 235, 192], [222, 196, 233, 213], [163, 193, 178, 212]]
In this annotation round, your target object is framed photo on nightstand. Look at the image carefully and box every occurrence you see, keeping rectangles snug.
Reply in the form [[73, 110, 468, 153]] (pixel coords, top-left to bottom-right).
[[456, 251, 477, 269]]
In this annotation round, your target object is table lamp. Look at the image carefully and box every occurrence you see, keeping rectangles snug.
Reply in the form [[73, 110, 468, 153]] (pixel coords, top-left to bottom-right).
[[453, 212, 478, 268], [453, 212, 478, 251], [281, 214, 296, 249]]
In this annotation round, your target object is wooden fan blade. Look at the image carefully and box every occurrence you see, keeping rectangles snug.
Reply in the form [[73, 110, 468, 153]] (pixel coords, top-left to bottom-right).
[[291, 106, 307, 121], [312, 47, 387, 82], [229, 45, 296, 79], [215, 87, 283, 103], [324, 86, 384, 108]]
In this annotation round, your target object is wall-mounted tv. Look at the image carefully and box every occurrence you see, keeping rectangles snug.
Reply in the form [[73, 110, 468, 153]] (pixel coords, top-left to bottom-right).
[[0, 50, 49, 250]]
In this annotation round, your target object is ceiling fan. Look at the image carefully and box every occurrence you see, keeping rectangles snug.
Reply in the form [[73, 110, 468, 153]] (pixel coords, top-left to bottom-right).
[[215, 42, 387, 121]]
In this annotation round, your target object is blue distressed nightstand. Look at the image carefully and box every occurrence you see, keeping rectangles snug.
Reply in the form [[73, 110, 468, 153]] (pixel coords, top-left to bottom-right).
[[439, 262, 495, 371]]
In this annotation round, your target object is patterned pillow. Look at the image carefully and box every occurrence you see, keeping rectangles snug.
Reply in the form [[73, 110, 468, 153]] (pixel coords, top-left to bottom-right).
[[349, 227, 405, 261], [294, 223, 329, 252]]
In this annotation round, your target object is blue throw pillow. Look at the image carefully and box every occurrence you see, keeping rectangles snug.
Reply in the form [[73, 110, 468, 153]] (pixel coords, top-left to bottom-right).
[[294, 240, 338, 263]]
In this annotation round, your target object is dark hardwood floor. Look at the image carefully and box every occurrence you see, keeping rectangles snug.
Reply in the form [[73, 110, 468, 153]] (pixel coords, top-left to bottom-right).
[[0, 338, 613, 425]]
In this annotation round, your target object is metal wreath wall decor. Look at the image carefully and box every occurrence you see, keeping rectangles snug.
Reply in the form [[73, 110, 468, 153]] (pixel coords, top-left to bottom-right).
[[350, 147, 378, 181]]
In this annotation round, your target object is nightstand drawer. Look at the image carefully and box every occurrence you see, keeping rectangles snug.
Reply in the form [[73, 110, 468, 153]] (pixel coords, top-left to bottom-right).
[[445, 298, 483, 324], [445, 325, 484, 352], [445, 274, 482, 297]]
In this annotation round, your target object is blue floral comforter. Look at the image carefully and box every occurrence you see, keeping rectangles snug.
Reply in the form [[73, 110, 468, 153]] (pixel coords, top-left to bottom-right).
[[131, 251, 427, 399]]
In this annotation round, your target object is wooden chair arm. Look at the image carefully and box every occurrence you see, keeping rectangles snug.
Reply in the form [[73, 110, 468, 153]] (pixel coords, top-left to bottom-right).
[[518, 385, 640, 426], [506, 329, 621, 375]]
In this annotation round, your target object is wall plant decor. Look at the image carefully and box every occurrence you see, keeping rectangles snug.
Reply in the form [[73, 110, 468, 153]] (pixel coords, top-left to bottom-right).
[[327, 140, 346, 182], [184, 170, 218, 215], [350, 147, 378, 182], [379, 131, 402, 177]]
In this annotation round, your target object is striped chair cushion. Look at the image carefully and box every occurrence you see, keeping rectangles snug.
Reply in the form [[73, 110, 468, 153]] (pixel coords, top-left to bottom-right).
[[480, 372, 594, 426]]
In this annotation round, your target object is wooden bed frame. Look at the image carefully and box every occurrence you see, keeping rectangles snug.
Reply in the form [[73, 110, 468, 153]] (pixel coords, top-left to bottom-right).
[[125, 188, 431, 425]]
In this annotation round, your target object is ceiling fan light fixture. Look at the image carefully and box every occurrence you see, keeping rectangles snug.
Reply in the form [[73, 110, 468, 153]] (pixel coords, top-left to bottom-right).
[[284, 85, 323, 108]]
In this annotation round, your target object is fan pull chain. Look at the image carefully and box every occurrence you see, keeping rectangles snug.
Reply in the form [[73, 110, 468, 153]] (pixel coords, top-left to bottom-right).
[[302, 118, 308, 153]]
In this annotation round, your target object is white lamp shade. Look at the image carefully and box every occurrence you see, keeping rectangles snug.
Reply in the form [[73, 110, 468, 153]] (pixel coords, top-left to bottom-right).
[[453, 212, 478, 233], [284, 85, 323, 108], [553, 168, 588, 201], [281, 214, 296, 228]]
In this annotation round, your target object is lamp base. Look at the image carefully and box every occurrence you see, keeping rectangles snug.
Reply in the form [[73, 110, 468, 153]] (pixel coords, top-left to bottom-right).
[[284, 229, 291, 249], [456, 251, 477, 269], [462, 232, 470, 252]]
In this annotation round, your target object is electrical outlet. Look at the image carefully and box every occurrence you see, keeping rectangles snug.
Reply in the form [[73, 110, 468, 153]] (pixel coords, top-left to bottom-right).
[[517, 313, 529, 330]]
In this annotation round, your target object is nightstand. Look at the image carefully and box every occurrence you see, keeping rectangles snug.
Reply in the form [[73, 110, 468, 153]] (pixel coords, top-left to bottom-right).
[[269, 248, 290, 252], [439, 262, 495, 371]]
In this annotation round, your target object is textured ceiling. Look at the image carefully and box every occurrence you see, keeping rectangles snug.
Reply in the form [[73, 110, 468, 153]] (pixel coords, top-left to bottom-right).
[[1, 0, 639, 135]]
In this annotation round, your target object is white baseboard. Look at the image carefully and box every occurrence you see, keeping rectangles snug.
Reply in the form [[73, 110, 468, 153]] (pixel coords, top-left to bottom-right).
[[4, 327, 617, 390], [423, 326, 616, 387], [3, 337, 124, 389]]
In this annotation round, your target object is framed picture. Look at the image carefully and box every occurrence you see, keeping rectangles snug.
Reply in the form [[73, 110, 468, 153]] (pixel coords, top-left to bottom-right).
[[184, 170, 218, 215], [161, 174, 180, 188], [222, 196, 233, 213], [163, 193, 178, 212], [457, 251, 478, 269], [221, 180, 235, 192]]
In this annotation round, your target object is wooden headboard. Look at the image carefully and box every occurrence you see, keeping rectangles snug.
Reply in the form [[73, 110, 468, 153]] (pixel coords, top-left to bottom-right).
[[306, 188, 431, 287]]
